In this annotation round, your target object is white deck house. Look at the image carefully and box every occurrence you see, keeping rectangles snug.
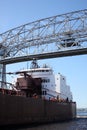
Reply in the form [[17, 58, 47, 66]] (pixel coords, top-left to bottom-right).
[[19, 62, 73, 101]]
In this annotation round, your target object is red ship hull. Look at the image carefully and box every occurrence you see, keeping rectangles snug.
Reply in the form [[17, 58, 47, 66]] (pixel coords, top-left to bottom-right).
[[0, 93, 76, 126]]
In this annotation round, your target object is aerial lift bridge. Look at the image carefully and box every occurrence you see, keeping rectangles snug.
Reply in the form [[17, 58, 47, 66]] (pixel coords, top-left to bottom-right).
[[0, 9, 87, 87]]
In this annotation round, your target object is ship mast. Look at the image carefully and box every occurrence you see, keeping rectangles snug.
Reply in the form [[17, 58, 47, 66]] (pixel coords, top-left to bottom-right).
[[30, 59, 40, 69]]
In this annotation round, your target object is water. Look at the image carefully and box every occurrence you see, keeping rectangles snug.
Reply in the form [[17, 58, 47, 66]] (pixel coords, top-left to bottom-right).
[[77, 109, 87, 118], [1, 110, 87, 130]]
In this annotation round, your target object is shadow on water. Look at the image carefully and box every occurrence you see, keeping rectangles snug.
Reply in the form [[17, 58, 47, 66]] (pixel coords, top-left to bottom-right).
[[1, 118, 87, 130]]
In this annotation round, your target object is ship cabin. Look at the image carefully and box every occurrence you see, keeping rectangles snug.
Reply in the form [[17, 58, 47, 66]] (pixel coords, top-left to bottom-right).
[[15, 60, 73, 102]]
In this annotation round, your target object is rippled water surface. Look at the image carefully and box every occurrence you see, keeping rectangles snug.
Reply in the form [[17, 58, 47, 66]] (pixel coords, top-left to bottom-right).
[[1, 111, 87, 130], [2, 118, 87, 130]]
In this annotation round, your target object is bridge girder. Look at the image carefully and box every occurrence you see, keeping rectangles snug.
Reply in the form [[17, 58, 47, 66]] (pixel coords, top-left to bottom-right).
[[0, 9, 87, 64], [0, 48, 87, 64]]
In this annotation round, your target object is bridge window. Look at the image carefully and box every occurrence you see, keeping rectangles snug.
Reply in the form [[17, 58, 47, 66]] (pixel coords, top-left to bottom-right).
[[48, 79, 50, 82], [42, 91, 47, 95], [42, 79, 50, 83]]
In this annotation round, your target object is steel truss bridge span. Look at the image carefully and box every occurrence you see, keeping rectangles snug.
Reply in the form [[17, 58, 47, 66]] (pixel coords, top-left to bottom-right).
[[0, 48, 87, 64], [0, 9, 87, 64]]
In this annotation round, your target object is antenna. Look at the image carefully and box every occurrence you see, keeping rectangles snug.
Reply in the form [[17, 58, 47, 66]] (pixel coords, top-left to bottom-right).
[[30, 59, 39, 69]]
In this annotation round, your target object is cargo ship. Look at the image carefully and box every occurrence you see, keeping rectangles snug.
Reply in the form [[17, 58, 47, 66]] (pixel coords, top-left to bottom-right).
[[0, 60, 76, 126]]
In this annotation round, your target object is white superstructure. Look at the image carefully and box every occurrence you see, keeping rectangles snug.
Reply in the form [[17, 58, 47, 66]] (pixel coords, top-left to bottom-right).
[[19, 60, 73, 101]]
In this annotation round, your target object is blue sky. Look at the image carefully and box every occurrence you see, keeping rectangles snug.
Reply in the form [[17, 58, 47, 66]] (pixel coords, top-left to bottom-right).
[[0, 0, 87, 108]]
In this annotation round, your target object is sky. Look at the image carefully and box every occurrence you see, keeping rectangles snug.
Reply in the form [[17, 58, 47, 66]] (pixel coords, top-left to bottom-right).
[[0, 0, 87, 108]]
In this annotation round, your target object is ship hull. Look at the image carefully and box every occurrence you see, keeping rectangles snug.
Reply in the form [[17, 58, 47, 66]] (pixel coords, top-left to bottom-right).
[[0, 93, 76, 126]]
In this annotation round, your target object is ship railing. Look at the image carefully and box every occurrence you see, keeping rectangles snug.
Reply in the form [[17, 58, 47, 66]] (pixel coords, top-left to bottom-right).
[[0, 80, 17, 90], [42, 88, 72, 103], [0, 81, 20, 95]]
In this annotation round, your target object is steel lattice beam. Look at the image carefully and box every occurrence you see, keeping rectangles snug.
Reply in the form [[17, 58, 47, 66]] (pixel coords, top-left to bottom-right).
[[0, 48, 87, 64], [0, 9, 87, 64]]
